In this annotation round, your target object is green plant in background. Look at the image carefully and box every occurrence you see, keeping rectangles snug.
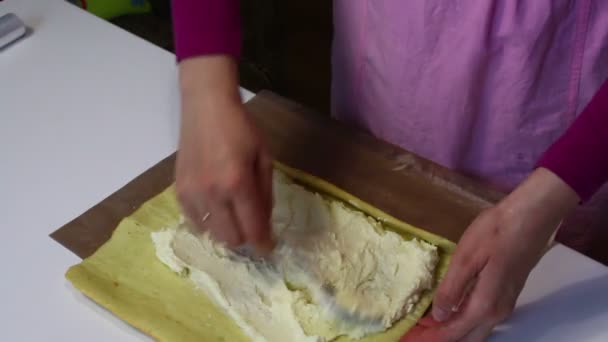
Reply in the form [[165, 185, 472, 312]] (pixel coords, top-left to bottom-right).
[[71, 0, 152, 20]]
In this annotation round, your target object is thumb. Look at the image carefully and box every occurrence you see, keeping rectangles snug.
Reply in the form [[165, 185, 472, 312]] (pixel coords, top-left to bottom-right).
[[433, 236, 486, 322]]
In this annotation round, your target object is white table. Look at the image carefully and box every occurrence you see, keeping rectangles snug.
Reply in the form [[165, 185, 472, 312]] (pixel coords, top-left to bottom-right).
[[1, 1, 606, 341]]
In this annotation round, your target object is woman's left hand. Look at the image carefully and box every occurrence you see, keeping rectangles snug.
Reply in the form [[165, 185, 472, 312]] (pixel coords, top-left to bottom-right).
[[401, 168, 579, 342]]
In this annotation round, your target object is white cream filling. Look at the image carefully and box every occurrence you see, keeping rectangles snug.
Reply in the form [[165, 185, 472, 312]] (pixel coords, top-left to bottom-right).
[[152, 170, 438, 341]]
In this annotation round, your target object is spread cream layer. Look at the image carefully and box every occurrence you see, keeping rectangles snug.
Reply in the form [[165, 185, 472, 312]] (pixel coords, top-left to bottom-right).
[[152, 170, 438, 341]]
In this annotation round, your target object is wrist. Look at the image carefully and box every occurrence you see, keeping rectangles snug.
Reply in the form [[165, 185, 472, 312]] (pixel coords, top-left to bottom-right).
[[498, 168, 579, 236], [179, 55, 241, 109]]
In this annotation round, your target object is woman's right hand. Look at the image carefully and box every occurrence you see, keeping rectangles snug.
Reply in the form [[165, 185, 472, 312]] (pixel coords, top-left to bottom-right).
[[176, 56, 274, 253]]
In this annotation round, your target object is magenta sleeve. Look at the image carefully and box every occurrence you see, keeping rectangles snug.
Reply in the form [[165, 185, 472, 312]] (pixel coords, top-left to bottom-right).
[[537, 80, 608, 201], [170, 0, 242, 62]]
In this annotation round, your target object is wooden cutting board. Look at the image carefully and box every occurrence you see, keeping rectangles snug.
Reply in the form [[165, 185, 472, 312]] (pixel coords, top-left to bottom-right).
[[51, 90, 504, 258]]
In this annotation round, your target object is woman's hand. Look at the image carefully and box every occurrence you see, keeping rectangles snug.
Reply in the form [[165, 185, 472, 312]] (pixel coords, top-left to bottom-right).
[[402, 168, 579, 342], [176, 56, 274, 253]]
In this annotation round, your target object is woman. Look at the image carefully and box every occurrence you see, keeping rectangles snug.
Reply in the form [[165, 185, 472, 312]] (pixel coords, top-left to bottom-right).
[[171, 1, 608, 340]]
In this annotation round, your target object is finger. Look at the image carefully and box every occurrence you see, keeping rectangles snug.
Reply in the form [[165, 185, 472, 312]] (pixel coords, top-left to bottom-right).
[[202, 199, 243, 247], [433, 230, 486, 321], [232, 167, 273, 253], [177, 191, 205, 230], [436, 261, 505, 342]]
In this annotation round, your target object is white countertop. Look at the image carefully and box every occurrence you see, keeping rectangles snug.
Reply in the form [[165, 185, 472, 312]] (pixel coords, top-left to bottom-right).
[[1, 1, 606, 341]]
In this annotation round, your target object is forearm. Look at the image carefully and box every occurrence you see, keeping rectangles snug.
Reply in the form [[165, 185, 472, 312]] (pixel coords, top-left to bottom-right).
[[171, 0, 242, 61], [179, 56, 241, 121], [537, 79, 608, 201]]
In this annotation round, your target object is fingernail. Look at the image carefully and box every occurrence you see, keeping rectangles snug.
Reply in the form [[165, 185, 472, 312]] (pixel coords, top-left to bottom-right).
[[432, 306, 450, 322]]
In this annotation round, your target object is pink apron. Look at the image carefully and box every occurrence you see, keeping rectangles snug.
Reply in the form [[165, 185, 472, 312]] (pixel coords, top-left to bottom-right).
[[331, 0, 608, 259]]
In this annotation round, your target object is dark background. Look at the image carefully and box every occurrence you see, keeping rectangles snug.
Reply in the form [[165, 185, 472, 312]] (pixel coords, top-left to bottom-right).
[[112, 0, 333, 114]]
